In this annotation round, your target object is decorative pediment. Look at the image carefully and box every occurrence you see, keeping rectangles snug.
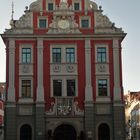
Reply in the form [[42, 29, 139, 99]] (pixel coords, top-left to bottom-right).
[[14, 11, 33, 29], [5, 8, 33, 34], [29, 0, 42, 11], [94, 8, 124, 34]]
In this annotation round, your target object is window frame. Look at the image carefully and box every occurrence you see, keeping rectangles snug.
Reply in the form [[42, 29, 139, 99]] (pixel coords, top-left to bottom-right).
[[66, 48, 75, 63], [52, 48, 61, 63], [73, 0, 81, 11], [50, 44, 77, 63], [53, 79, 62, 96], [95, 44, 109, 63], [19, 44, 33, 64], [51, 77, 78, 97], [97, 47, 107, 63], [19, 77, 33, 99], [48, 2, 54, 11], [67, 79, 76, 96], [38, 17, 48, 29], [80, 16, 91, 29], [98, 79, 108, 96], [21, 80, 31, 98], [22, 48, 31, 64], [46, 0, 55, 11], [74, 2, 80, 11]]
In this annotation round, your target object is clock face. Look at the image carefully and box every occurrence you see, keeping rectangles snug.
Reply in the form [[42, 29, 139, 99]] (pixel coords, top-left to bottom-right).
[[58, 20, 70, 29]]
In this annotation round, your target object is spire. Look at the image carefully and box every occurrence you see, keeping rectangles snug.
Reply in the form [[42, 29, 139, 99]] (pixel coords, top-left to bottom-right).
[[10, 0, 15, 28], [11, 0, 14, 20]]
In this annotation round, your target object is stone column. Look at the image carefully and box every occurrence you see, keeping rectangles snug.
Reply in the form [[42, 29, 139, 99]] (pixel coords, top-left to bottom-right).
[[113, 38, 121, 101], [35, 38, 45, 140], [84, 39, 94, 140], [84, 0, 88, 11], [5, 39, 17, 140], [7, 39, 15, 102], [36, 38, 44, 102], [85, 39, 93, 102], [113, 38, 125, 140]]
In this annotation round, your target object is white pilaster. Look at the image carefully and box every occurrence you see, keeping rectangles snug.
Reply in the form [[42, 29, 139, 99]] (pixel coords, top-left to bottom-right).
[[7, 39, 15, 102], [84, 0, 88, 11], [36, 38, 44, 102], [85, 39, 93, 102], [113, 39, 121, 101]]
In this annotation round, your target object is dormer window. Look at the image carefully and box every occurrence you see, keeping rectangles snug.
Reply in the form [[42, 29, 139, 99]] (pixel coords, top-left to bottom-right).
[[73, 0, 81, 11], [80, 16, 91, 28], [81, 19, 89, 28], [48, 3, 54, 11], [47, 0, 55, 11], [38, 17, 48, 29], [74, 2, 80, 10]]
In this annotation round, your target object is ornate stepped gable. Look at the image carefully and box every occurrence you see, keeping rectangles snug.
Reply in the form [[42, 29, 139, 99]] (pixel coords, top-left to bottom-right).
[[47, 0, 81, 34], [4, 0, 124, 34]]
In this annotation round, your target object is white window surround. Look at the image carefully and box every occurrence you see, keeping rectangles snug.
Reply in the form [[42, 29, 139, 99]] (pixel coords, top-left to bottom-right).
[[73, 0, 81, 11], [50, 44, 77, 63], [19, 44, 33, 64], [38, 16, 48, 28], [46, 0, 55, 11], [19, 77, 33, 103], [95, 44, 109, 63], [80, 16, 91, 28], [51, 76, 78, 97], [96, 76, 110, 99]]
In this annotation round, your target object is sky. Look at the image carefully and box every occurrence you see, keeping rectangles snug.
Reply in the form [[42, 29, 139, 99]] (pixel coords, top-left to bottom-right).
[[0, 0, 140, 94]]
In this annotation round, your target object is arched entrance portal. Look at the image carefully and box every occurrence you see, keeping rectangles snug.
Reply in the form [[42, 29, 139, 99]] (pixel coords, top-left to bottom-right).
[[98, 123, 110, 140], [20, 124, 32, 140], [54, 124, 77, 140]]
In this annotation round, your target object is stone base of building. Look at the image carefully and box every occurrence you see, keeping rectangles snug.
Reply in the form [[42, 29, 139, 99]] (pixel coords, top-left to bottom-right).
[[4, 102, 125, 140]]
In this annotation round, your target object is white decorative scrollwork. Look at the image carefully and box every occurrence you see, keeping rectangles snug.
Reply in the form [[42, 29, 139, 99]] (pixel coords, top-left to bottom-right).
[[22, 65, 30, 73], [46, 102, 56, 115], [97, 64, 106, 73], [66, 65, 75, 73], [96, 64, 109, 74], [74, 101, 84, 116], [53, 65, 61, 73], [94, 10, 124, 34]]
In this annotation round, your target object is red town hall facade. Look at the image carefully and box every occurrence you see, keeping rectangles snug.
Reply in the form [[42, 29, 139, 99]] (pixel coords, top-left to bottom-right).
[[1, 0, 126, 140]]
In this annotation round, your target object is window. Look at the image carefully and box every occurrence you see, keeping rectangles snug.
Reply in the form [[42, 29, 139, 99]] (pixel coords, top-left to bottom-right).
[[21, 80, 31, 98], [66, 48, 75, 63], [67, 80, 75, 96], [98, 79, 107, 96], [97, 47, 106, 63], [81, 19, 89, 28], [74, 3, 80, 10], [22, 48, 31, 63], [39, 19, 47, 28], [48, 3, 53, 11], [53, 80, 62, 96], [52, 48, 61, 63]]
